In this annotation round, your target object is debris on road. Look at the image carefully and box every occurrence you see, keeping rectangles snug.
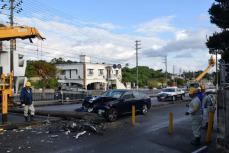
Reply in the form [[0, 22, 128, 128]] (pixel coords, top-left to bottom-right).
[[50, 135, 59, 138], [65, 130, 71, 135], [73, 131, 86, 139]]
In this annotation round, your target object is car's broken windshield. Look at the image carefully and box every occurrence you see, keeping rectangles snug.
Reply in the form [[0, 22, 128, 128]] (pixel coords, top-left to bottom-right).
[[101, 91, 125, 98]]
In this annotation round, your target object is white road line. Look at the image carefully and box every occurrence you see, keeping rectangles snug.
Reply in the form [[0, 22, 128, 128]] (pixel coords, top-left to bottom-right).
[[192, 145, 208, 153]]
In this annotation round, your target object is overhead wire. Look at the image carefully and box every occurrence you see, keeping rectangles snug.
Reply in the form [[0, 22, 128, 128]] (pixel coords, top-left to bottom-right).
[[1, 0, 130, 65]]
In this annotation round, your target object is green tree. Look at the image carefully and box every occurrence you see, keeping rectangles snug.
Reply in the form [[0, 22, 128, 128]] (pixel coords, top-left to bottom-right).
[[122, 66, 165, 88], [148, 80, 159, 89], [206, 0, 229, 63], [175, 78, 186, 87], [50, 57, 74, 64], [26, 60, 57, 96]]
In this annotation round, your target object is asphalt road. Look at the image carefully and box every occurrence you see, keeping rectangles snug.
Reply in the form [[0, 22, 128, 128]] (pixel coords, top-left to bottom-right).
[[0, 102, 216, 153], [35, 96, 190, 112]]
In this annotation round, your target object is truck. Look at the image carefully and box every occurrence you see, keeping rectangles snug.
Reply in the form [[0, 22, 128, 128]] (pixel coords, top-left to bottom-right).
[[188, 56, 216, 96]]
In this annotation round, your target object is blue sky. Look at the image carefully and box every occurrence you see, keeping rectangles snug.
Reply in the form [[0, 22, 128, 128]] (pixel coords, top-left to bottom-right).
[[32, 0, 213, 28], [0, 0, 217, 72]]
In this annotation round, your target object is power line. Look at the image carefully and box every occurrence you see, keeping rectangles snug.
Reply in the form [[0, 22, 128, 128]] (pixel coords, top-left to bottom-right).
[[17, 41, 127, 64]]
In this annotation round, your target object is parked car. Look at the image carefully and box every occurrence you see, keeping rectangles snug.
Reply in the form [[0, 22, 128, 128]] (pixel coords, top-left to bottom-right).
[[157, 87, 185, 102], [82, 89, 151, 121]]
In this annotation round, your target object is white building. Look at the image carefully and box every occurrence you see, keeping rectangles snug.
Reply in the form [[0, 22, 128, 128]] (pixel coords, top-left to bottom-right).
[[56, 55, 126, 90], [0, 41, 27, 93]]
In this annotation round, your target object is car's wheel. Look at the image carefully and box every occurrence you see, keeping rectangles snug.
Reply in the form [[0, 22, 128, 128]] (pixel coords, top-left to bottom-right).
[[172, 96, 176, 101], [106, 108, 118, 122], [141, 104, 148, 115]]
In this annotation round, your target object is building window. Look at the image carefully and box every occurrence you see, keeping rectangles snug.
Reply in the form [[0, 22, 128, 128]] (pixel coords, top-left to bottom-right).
[[18, 54, 24, 67], [69, 70, 72, 78], [98, 69, 104, 75], [88, 69, 94, 76], [60, 70, 66, 75], [75, 69, 78, 75], [116, 70, 119, 75]]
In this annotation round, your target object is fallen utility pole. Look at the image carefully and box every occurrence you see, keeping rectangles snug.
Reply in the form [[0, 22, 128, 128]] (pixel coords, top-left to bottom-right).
[[10, 109, 105, 122]]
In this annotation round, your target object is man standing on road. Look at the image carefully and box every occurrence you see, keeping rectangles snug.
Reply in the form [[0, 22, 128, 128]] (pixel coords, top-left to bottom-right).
[[185, 88, 203, 146], [20, 81, 35, 122]]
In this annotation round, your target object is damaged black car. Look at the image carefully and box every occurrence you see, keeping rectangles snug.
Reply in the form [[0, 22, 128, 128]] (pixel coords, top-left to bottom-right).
[[82, 89, 151, 122]]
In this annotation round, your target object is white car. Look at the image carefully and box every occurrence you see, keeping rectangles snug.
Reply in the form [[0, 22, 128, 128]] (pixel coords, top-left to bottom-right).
[[157, 87, 185, 101]]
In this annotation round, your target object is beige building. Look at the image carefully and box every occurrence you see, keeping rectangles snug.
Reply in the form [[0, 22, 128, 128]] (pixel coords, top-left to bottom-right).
[[56, 55, 126, 90]]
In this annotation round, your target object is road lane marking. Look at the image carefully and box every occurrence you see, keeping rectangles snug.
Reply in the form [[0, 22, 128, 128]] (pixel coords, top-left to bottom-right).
[[192, 145, 208, 153]]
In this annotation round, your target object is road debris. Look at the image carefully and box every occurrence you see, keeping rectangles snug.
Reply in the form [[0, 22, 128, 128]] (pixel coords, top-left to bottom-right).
[[50, 135, 59, 138], [25, 126, 32, 130], [73, 131, 87, 139], [65, 130, 71, 135]]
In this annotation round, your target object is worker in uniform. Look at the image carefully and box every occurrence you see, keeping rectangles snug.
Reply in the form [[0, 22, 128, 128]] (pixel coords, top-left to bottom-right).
[[202, 91, 216, 129], [185, 87, 204, 146], [20, 82, 35, 122]]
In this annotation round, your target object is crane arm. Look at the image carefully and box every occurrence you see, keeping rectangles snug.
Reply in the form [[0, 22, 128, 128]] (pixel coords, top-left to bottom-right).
[[0, 26, 45, 41], [195, 56, 216, 82]]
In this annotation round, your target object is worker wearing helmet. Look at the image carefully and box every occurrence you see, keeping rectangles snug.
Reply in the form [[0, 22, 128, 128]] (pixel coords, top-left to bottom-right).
[[20, 81, 35, 122], [185, 87, 203, 146]]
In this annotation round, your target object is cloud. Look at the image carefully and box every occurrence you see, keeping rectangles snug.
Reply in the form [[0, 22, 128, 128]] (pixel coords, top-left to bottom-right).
[[95, 23, 122, 30], [143, 29, 210, 57], [14, 16, 164, 65], [0, 13, 215, 72], [135, 16, 176, 35], [175, 52, 193, 58]]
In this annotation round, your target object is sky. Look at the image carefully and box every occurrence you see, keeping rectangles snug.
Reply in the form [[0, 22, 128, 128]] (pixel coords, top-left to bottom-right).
[[0, 0, 217, 73]]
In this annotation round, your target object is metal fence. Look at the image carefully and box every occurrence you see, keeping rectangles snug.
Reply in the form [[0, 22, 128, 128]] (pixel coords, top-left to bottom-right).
[[11, 91, 87, 103], [11, 88, 161, 103]]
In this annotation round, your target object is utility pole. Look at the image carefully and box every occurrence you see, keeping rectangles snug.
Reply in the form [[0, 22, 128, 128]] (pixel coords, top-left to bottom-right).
[[162, 55, 167, 86], [135, 40, 141, 90], [10, 0, 15, 73], [0, 0, 23, 73], [216, 51, 218, 90]]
